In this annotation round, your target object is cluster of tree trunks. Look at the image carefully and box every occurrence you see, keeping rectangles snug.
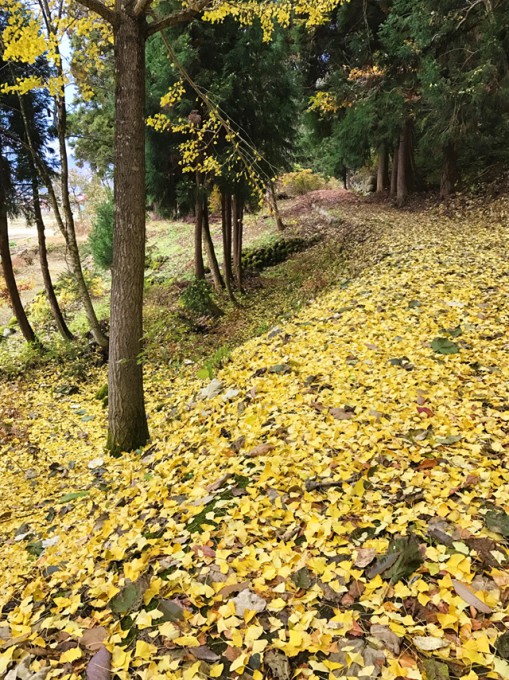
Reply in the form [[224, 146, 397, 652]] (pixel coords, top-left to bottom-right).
[[194, 176, 248, 301], [378, 120, 458, 204]]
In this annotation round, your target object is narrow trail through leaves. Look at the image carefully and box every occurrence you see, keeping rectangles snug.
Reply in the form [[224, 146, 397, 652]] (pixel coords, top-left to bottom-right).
[[1, 198, 509, 679]]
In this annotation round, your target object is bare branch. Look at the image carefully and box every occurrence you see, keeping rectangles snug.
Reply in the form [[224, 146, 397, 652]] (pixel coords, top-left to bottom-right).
[[75, 0, 117, 25], [146, 0, 212, 37], [133, 0, 154, 17]]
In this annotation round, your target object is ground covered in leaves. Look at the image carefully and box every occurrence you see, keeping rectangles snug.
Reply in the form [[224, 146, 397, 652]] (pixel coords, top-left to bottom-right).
[[1, 196, 509, 680]]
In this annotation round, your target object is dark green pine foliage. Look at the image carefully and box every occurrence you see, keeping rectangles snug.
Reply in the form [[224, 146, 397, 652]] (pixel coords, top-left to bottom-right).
[[302, 0, 509, 195], [146, 17, 300, 214]]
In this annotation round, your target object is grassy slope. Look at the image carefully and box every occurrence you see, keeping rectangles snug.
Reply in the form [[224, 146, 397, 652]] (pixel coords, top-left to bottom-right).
[[1, 195, 509, 680]]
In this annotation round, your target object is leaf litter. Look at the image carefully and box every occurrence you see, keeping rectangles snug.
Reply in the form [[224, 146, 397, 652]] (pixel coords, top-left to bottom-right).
[[1, 206, 509, 678]]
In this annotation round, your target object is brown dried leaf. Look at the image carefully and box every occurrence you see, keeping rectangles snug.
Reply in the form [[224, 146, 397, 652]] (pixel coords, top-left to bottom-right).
[[452, 579, 493, 614], [80, 627, 108, 652], [86, 646, 112, 680], [355, 548, 377, 568], [245, 443, 275, 457], [329, 407, 354, 420]]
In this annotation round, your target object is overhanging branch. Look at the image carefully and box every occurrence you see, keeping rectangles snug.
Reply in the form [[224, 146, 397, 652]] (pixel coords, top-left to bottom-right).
[[133, 0, 154, 17], [146, 0, 212, 37], [75, 0, 117, 25]]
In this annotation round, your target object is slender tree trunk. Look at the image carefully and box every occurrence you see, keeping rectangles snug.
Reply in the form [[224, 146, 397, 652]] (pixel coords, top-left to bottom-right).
[[396, 122, 410, 207], [440, 143, 458, 200], [376, 144, 389, 193], [390, 147, 399, 197], [107, 12, 149, 454], [232, 195, 240, 288], [0, 158, 37, 344], [33, 183, 74, 341], [341, 166, 348, 190], [269, 183, 285, 231], [232, 195, 244, 290], [194, 172, 205, 279], [53, 57, 108, 349], [221, 191, 236, 302], [16, 84, 107, 347], [202, 199, 224, 291]]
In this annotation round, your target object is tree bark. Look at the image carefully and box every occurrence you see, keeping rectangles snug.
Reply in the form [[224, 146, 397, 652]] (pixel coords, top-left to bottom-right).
[[396, 122, 410, 207], [202, 199, 224, 291], [53, 52, 108, 348], [194, 172, 205, 279], [16, 83, 107, 347], [269, 183, 285, 231], [232, 194, 243, 290], [376, 144, 389, 193], [33, 183, 74, 341], [341, 166, 348, 190], [221, 191, 236, 302], [0, 157, 37, 344], [390, 146, 398, 197], [107, 12, 149, 454], [440, 143, 458, 200]]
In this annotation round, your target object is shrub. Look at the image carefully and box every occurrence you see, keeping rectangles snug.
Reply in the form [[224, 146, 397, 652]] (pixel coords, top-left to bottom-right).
[[208, 185, 222, 215], [180, 278, 217, 317], [280, 168, 325, 197], [89, 195, 114, 269]]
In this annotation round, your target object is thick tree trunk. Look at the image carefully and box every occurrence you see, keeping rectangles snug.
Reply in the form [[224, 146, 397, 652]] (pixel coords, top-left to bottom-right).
[[396, 123, 409, 207], [0, 161, 37, 344], [440, 143, 458, 200], [33, 184, 74, 341], [194, 175, 205, 279], [390, 147, 398, 197], [269, 183, 285, 231], [376, 144, 389, 193], [107, 13, 149, 454], [221, 192, 236, 302], [232, 195, 243, 290], [202, 200, 224, 291]]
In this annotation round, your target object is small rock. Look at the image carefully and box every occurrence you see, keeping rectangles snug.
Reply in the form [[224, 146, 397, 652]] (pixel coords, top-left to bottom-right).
[[25, 469, 37, 480]]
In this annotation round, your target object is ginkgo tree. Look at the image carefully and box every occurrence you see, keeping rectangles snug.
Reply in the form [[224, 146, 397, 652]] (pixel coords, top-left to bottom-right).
[[2, 0, 342, 455]]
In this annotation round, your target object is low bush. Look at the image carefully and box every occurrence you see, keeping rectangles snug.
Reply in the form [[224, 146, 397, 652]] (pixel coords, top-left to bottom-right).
[[279, 168, 326, 197]]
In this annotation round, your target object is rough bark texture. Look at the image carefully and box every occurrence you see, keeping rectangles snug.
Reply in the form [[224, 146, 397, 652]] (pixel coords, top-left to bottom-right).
[[221, 192, 236, 302], [376, 144, 389, 192], [269, 183, 285, 231], [440, 143, 458, 200], [194, 174, 205, 279], [202, 200, 224, 291], [107, 12, 149, 454], [0, 159, 37, 344], [33, 184, 74, 341], [232, 195, 243, 290], [390, 147, 398, 197], [397, 123, 409, 207]]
